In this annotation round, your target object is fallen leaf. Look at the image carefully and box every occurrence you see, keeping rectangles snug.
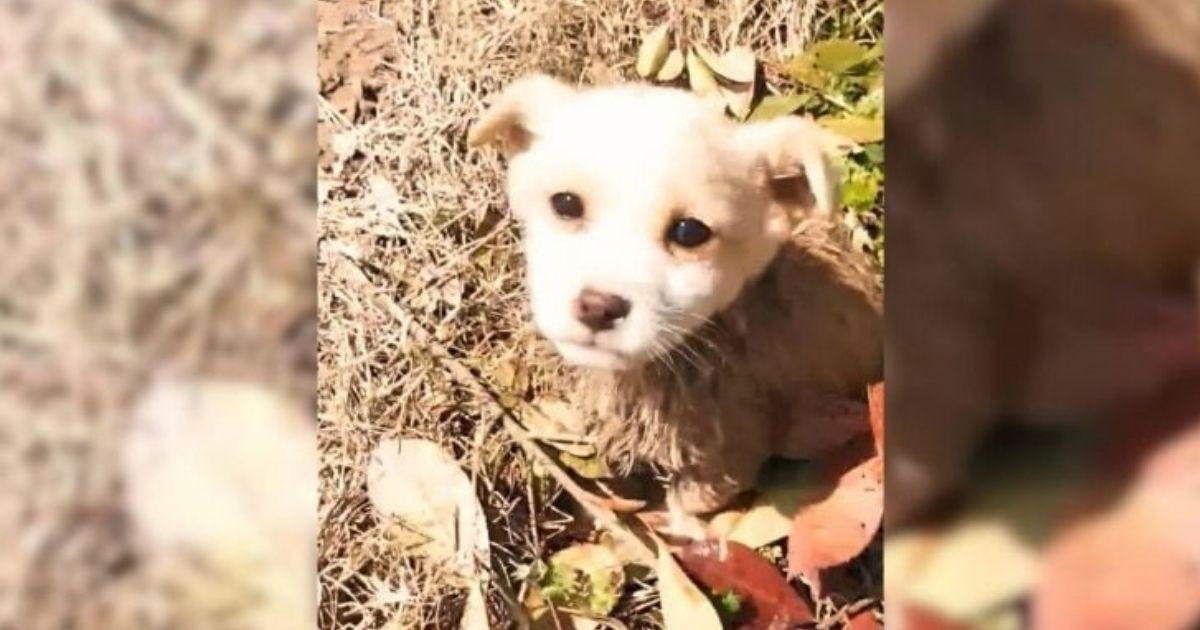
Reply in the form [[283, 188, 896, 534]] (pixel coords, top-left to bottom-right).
[[636, 24, 671, 78], [656, 48, 685, 82], [121, 379, 317, 630], [904, 606, 971, 630], [461, 584, 490, 630], [696, 45, 756, 84], [657, 543, 724, 630], [709, 460, 819, 549], [675, 539, 814, 629], [542, 544, 626, 616], [686, 49, 720, 98], [746, 94, 810, 122], [1033, 481, 1200, 629], [559, 451, 612, 480], [819, 115, 884, 144], [721, 81, 756, 120], [905, 519, 1039, 622], [883, 531, 940, 628], [368, 439, 491, 630], [867, 382, 884, 455], [787, 441, 882, 598], [526, 585, 599, 630], [811, 39, 869, 74], [366, 438, 489, 575], [783, 53, 827, 89]]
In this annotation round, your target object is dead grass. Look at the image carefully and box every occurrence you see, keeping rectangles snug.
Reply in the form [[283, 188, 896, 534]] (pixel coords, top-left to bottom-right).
[[317, 1, 880, 628], [0, 0, 315, 627]]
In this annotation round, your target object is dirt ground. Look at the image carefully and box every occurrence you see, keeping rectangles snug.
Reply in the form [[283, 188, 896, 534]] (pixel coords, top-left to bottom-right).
[[317, 1, 880, 628]]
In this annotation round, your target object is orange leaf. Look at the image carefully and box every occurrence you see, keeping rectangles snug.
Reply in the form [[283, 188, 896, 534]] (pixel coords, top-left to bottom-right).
[[1033, 423, 1200, 630], [786, 440, 883, 597], [867, 382, 884, 456], [903, 605, 970, 630]]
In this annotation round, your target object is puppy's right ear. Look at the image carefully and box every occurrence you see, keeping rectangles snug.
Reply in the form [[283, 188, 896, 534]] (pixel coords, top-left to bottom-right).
[[468, 74, 575, 157]]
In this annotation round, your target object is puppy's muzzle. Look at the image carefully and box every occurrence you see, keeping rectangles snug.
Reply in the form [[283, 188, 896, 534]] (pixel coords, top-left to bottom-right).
[[573, 288, 631, 332]]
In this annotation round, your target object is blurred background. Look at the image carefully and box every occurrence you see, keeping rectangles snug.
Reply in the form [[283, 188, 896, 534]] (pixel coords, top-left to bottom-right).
[[0, 0, 316, 628], [886, 0, 1200, 628]]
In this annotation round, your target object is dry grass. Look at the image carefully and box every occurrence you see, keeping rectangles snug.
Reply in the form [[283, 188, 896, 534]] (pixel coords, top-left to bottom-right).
[[318, 1, 880, 628], [0, 0, 315, 627]]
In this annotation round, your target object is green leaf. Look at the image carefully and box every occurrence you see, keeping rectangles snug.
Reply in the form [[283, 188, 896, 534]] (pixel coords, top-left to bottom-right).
[[862, 142, 884, 165], [866, 41, 884, 62], [783, 53, 826, 89], [636, 24, 671, 78], [711, 590, 744, 626], [559, 451, 611, 479], [820, 115, 884, 143], [747, 93, 810, 122], [811, 38, 869, 74], [540, 544, 626, 616], [842, 173, 881, 212]]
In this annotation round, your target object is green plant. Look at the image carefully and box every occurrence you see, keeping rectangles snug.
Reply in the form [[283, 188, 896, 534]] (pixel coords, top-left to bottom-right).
[[634, 19, 885, 266]]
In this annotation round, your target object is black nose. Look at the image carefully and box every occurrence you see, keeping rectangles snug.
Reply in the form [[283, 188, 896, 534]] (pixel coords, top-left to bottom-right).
[[572, 288, 631, 332]]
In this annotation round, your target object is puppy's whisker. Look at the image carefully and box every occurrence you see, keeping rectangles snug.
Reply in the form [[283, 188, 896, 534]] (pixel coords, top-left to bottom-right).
[[653, 323, 714, 376], [653, 312, 725, 370]]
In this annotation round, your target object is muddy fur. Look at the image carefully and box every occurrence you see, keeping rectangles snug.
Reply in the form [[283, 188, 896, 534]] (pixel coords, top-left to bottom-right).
[[580, 218, 882, 511]]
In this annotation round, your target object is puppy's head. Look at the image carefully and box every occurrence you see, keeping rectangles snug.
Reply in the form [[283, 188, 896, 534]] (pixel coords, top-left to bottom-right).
[[471, 75, 839, 369]]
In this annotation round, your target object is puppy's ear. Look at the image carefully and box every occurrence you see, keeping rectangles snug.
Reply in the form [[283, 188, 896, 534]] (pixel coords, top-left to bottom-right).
[[468, 74, 575, 157], [736, 116, 842, 221]]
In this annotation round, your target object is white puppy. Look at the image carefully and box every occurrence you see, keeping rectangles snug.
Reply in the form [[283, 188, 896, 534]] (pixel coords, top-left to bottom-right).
[[471, 75, 881, 513]]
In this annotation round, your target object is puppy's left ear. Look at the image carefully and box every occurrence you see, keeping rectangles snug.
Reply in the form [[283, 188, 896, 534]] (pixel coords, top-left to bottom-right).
[[736, 116, 842, 221], [468, 74, 575, 157]]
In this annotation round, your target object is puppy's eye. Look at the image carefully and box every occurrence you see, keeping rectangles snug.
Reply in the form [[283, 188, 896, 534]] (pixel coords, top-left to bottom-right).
[[667, 218, 713, 248], [550, 192, 584, 219]]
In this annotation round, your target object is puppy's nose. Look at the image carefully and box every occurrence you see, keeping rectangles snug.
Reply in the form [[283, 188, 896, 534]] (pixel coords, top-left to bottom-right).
[[573, 288, 631, 332]]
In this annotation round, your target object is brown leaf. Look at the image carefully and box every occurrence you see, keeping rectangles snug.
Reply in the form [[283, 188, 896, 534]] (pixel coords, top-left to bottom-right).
[[675, 539, 814, 630], [787, 442, 883, 597]]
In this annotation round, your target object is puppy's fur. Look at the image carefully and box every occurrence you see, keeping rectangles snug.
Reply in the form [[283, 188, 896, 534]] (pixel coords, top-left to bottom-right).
[[471, 76, 882, 513], [888, 0, 1200, 524]]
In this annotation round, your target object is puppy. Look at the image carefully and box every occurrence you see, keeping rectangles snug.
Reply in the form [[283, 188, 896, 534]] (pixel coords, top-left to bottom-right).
[[470, 76, 882, 513]]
